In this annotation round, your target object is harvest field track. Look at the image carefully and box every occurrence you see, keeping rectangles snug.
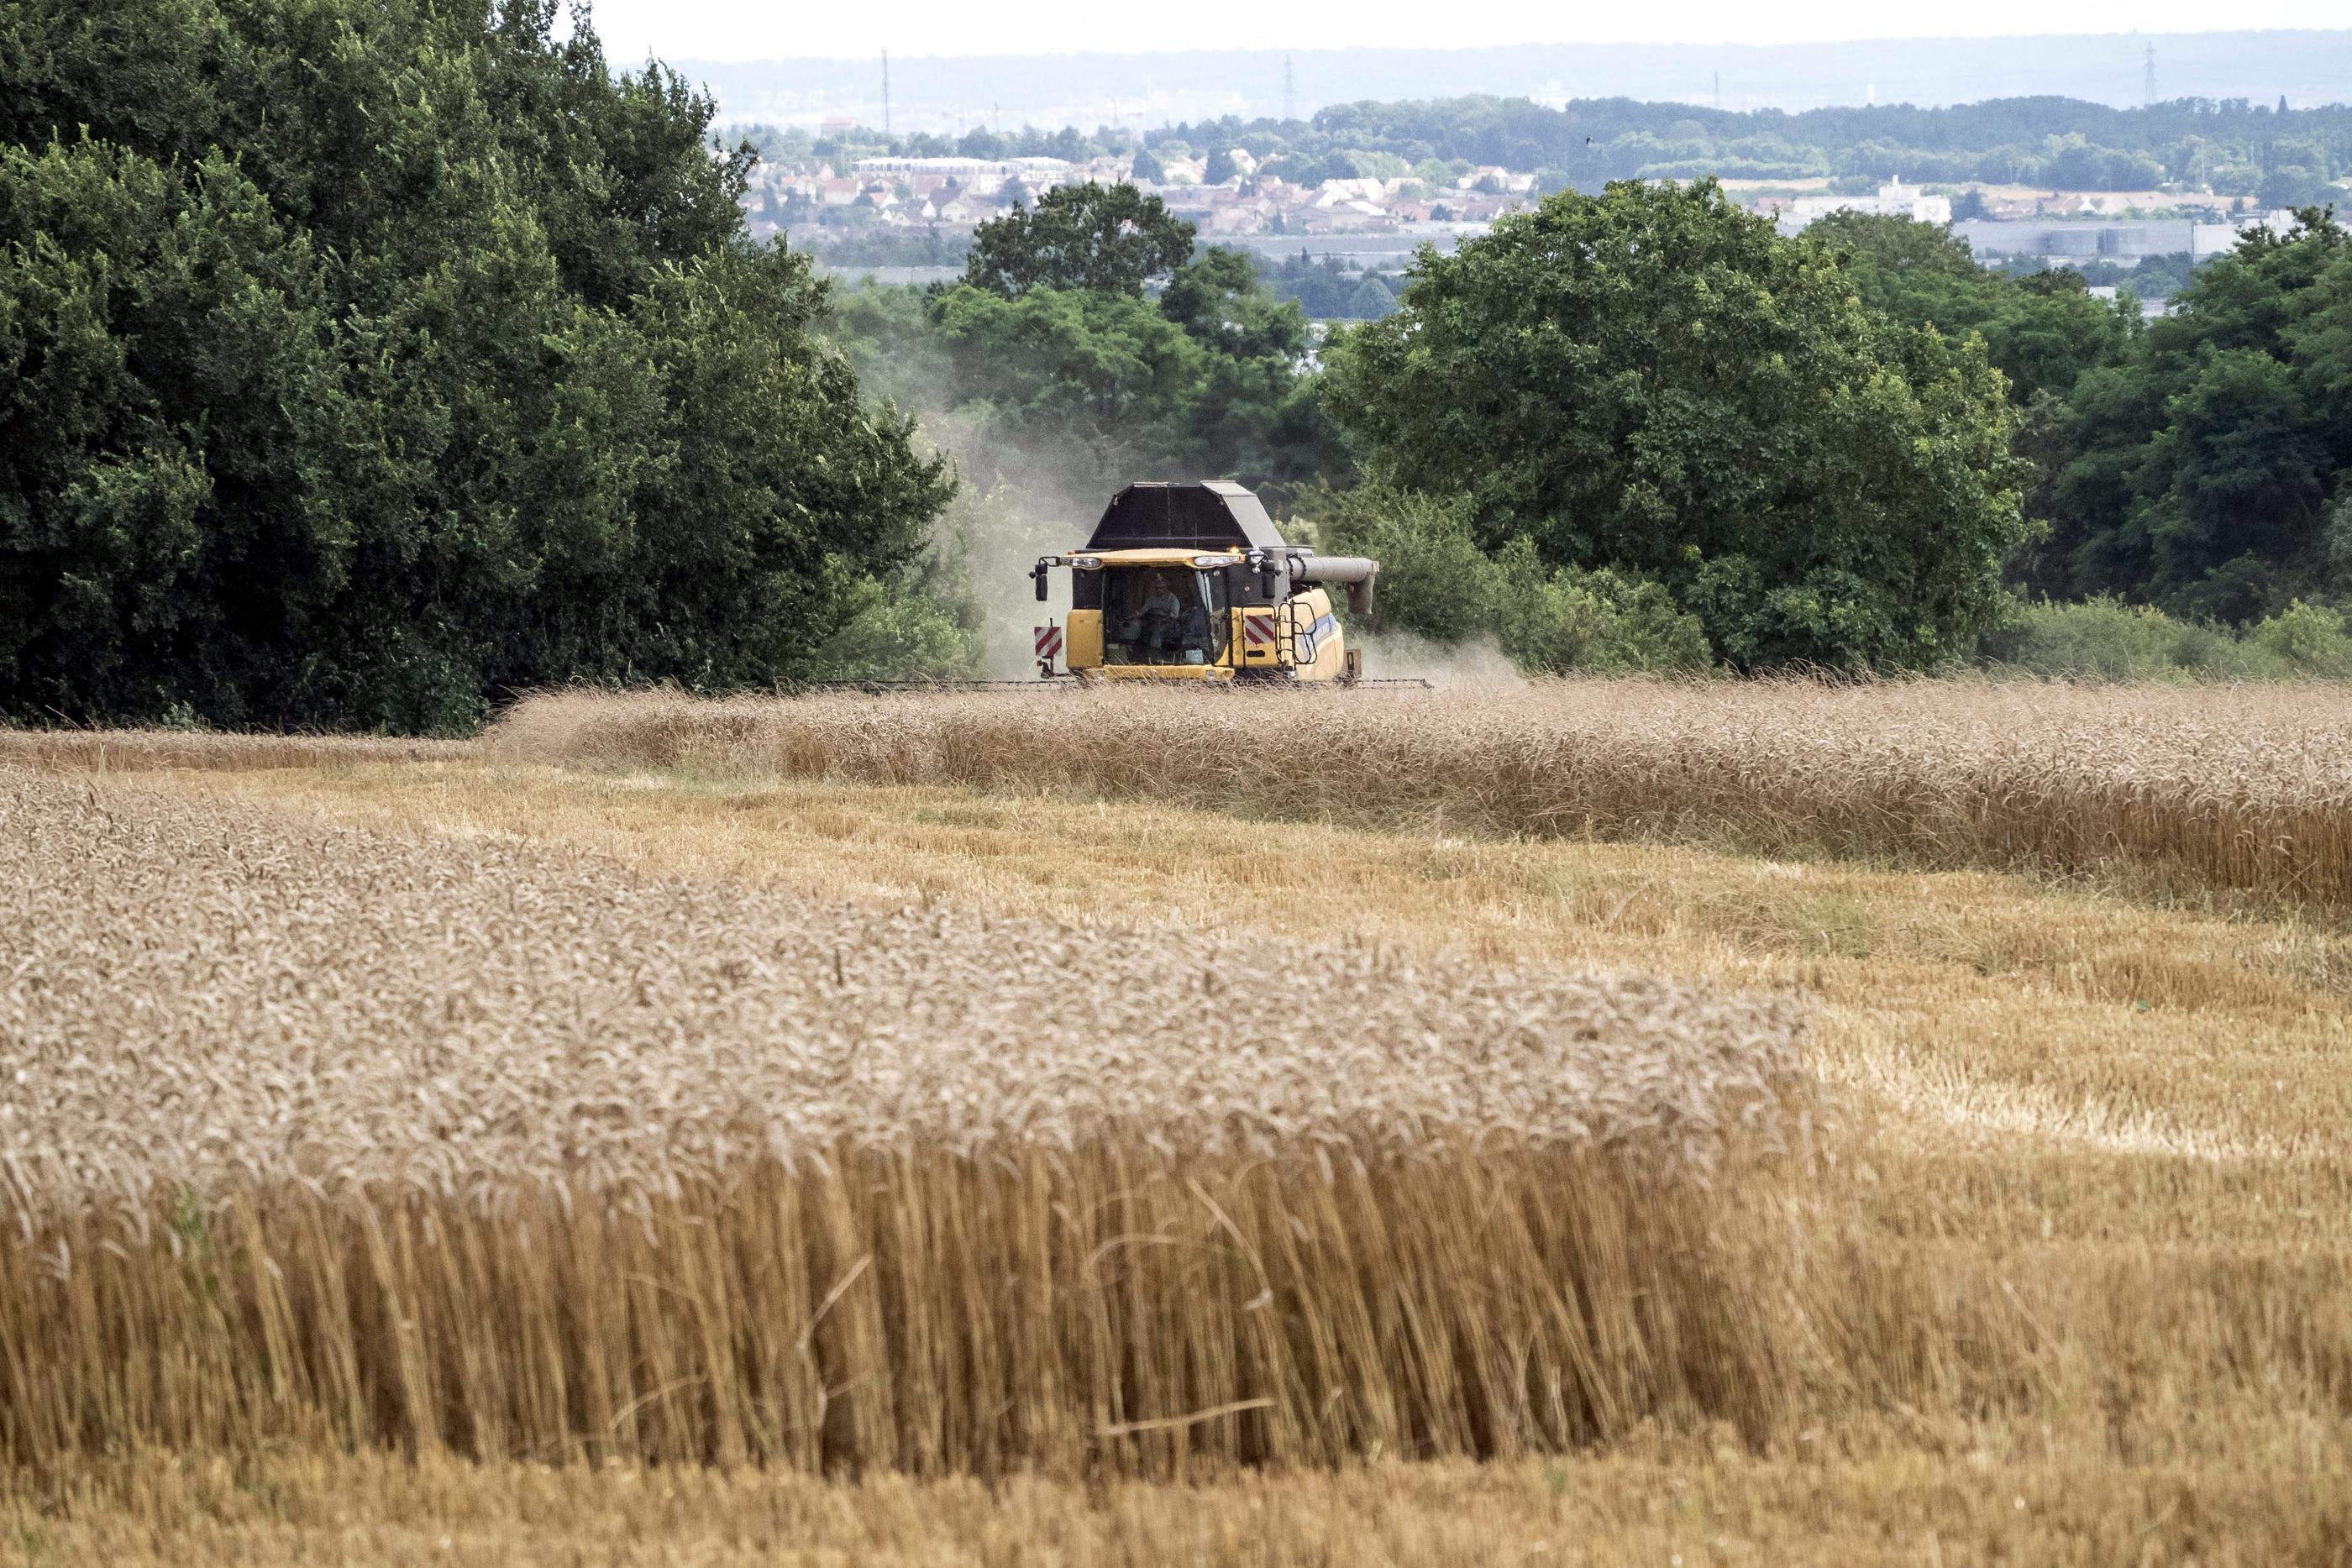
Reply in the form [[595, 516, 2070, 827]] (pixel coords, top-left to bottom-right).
[[3, 682, 2351, 1563]]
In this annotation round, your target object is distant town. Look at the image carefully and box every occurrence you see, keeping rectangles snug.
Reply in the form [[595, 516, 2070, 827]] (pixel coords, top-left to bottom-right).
[[751, 142, 2304, 239], [748, 140, 1542, 238], [743, 118, 2328, 315]]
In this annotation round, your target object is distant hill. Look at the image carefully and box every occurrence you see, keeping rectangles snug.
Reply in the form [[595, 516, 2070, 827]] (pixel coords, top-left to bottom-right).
[[682, 31, 2352, 135]]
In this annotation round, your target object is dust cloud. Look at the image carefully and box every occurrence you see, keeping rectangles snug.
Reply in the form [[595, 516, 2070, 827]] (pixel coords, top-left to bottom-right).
[[1348, 629, 1528, 690], [927, 454, 1105, 679], [827, 299, 1114, 677]]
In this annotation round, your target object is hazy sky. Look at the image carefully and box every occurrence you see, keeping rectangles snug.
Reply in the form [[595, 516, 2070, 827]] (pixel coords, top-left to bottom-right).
[[584, 0, 2350, 64]]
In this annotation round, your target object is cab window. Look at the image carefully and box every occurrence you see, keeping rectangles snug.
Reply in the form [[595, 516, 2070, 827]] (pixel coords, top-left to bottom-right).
[[1102, 569, 1230, 666]]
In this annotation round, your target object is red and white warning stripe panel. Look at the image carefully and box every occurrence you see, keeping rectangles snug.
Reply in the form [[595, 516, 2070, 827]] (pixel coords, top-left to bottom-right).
[[1033, 623, 1063, 661], [1242, 611, 1276, 648]]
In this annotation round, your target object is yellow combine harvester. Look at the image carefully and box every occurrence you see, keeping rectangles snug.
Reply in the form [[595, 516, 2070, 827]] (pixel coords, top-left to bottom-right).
[[1029, 481, 1385, 684]]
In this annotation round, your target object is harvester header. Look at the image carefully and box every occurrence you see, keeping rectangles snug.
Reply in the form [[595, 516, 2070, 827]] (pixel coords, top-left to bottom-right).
[[1031, 481, 1383, 684]]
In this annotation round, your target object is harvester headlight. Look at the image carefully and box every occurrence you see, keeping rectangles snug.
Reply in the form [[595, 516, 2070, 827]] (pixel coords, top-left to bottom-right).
[[1070, 556, 1104, 571], [1190, 553, 1237, 569]]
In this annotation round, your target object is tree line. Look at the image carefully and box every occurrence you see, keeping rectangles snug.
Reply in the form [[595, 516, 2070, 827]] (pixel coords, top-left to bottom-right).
[[6, 0, 2349, 730], [1159, 95, 2352, 207], [764, 92, 2352, 208], [1814, 208, 2352, 627], [1, 0, 965, 731]]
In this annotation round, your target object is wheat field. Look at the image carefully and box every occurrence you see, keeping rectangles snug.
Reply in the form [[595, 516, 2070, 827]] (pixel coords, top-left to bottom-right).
[[491, 680, 2352, 909], [5, 686, 2352, 1563], [0, 768, 1814, 1479]]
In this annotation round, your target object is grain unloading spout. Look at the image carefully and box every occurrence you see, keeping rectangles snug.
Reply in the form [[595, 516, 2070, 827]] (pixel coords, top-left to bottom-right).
[[1289, 553, 1378, 616]]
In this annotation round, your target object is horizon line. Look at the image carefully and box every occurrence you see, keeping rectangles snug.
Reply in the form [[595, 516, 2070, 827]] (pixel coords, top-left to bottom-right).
[[660, 26, 2352, 69]]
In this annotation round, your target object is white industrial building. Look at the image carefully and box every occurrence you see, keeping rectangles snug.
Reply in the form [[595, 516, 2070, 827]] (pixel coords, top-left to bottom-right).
[[1783, 177, 1952, 230], [849, 155, 1076, 186]]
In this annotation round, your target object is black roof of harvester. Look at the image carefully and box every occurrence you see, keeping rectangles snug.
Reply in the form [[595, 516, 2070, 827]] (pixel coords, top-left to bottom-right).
[[1083, 480, 1289, 553]]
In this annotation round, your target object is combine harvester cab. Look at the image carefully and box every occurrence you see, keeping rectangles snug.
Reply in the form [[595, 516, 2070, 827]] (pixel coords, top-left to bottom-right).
[[1030, 481, 1382, 684]]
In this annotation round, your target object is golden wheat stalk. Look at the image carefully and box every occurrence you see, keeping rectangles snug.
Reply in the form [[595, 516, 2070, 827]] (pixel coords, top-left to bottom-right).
[[0, 770, 1814, 1476], [486, 680, 2352, 906]]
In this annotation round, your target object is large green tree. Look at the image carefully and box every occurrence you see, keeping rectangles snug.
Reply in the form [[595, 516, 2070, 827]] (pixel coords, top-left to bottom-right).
[[962, 181, 1195, 298], [0, 0, 950, 732], [1320, 179, 2031, 669], [2024, 209, 2352, 619]]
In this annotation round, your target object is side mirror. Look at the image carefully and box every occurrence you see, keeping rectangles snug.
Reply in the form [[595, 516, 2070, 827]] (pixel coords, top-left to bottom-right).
[[1032, 564, 1049, 602]]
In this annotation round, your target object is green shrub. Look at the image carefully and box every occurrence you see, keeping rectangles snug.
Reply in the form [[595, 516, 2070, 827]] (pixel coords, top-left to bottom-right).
[[2245, 600, 2352, 678], [1312, 488, 1711, 674], [806, 569, 981, 684], [1487, 541, 1712, 674], [1316, 489, 1494, 644], [1981, 595, 2352, 679]]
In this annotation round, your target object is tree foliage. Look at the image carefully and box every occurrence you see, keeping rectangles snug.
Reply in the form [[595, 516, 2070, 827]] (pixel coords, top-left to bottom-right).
[[1313, 488, 1710, 673], [1154, 94, 2352, 194], [1321, 179, 2031, 669], [1813, 211, 2352, 624], [961, 182, 1195, 298], [2021, 209, 2352, 620], [1807, 212, 2134, 402], [833, 246, 1340, 505], [1246, 252, 1402, 320], [0, 0, 952, 731]]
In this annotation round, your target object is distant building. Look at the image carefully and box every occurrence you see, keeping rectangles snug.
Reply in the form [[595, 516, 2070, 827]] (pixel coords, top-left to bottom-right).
[[853, 156, 1013, 186], [1954, 208, 2301, 265], [1314, 178, 1389, 208], [1784, 176, 1953, 231], [1455, 165, 1536, 194]]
